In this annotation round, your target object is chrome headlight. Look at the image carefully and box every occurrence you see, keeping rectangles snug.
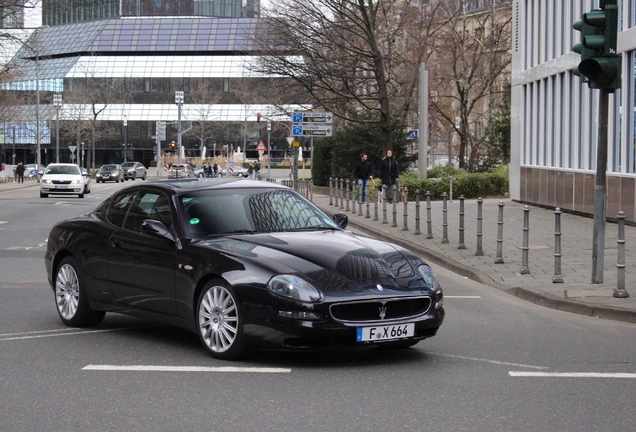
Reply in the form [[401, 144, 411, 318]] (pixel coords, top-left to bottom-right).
[[42, 179, 52, 184], [71, 179, 82, 184], [268, 275, 323, 303], [418, 265, 437, 286]]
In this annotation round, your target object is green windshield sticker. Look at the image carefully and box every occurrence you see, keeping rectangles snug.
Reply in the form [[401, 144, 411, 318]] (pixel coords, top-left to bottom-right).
[[190, 218, 200, 225]]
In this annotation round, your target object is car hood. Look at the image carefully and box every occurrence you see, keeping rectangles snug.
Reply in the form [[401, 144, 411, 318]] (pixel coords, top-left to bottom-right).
[[197, 231, 430, 297], [42, 174, 82, 181]]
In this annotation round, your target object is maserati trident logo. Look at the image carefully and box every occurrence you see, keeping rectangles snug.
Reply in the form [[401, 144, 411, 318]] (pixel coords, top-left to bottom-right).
[[379, 305, 387, 320], [376, 284, 384, 291]]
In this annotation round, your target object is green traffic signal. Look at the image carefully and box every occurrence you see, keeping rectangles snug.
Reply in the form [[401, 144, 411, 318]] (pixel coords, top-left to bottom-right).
[[571, 2, 621, 91]]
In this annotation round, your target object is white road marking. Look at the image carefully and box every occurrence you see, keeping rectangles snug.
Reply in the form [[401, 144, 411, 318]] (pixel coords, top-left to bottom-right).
[[510, 372, 636, 378], [445, 295, 482, 299], [432, 353, 548, 370], [0, 221, 7, 224], [83, 365, 292, 373], [0, 326, 152, 341]]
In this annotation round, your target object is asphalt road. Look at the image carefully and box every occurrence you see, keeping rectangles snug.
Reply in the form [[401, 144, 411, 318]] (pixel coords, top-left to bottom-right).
[[1, 181, 635, 432]]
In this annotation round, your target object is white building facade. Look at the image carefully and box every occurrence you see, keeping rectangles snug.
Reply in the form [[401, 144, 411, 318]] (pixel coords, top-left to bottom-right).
[[511, 0, 636, 221]]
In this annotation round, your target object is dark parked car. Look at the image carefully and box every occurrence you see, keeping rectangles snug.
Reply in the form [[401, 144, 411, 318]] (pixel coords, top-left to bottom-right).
[[96, 164, 124, 183], [45, 179, 444, 359], [121, 161, 147, 181]]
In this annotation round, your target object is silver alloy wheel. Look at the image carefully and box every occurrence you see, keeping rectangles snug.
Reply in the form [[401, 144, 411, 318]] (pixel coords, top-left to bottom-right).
[[55, 263, 80, 320], [198, 285, 239, 353]]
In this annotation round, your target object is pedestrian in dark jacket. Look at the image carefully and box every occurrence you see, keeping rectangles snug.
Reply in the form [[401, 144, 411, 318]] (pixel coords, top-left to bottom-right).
[[15, 162, 26, 183], [354, 154, 373, 203], [378, 150, 399, 202]]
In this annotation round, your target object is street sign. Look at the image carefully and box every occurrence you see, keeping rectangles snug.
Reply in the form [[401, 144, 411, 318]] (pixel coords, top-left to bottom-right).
[[68, 145, 77, 153], [156, 121, 166, 140], [256, 141, 267, 151], [292, 125, 333, 137], [292, 112, 334, 124]]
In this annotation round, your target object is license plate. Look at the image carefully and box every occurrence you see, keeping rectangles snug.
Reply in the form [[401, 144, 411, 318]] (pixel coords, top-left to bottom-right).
[[356, 323, 415, 342]]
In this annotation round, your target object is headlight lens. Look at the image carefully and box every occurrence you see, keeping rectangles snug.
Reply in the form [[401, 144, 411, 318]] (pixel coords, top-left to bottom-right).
[[43, 179, 52, 184], [71, 179, 82, 184], [418, 265, 437, 286], [268, 275, 323, 302]]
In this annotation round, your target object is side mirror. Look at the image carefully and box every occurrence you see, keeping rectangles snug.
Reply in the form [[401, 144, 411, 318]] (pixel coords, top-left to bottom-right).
[[332, 212, 348, 229], [141, 219, 176, 242]]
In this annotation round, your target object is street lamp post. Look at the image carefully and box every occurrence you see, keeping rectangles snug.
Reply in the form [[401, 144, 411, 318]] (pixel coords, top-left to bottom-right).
[[80, 141, 84, 168], [31, 25, 49, 173], [430, 90, 438, 168], [175, 91, 184, 164], [53, 93, 62, 163], [123, 115, 128, 163]]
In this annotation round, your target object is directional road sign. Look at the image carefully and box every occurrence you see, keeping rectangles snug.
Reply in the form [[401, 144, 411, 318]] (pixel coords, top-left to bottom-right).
[[292, 112, 334, 124], [292, 124, 333, 137]]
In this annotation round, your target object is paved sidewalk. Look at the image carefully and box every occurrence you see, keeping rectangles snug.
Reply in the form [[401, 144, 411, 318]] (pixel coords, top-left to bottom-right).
[[310, 190, 636, 324]]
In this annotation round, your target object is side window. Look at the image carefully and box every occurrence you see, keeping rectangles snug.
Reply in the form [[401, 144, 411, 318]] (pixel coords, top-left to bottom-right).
[[122, 192, 173, 234], [107, 192, 136, 228]]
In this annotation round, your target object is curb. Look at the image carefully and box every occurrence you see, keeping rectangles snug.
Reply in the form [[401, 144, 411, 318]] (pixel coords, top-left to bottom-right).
[[321, 207, 636, 325]]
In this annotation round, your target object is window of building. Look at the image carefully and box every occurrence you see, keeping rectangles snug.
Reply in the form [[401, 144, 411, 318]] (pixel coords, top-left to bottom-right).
[[222, 78, 230, 93]]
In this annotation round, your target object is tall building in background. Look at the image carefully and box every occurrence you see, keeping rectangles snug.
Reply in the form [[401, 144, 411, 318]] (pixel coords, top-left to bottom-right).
[[1, 0, 301, 169], [511, 1, 636, 221]]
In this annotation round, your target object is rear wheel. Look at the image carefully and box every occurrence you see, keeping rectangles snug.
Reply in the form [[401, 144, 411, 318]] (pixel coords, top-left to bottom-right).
[[54, 256, 105, 327], [197, 280, 249, 360]]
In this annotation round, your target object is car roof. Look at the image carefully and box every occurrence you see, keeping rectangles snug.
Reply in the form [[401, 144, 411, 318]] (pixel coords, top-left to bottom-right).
[[122, 178, 288, 194]]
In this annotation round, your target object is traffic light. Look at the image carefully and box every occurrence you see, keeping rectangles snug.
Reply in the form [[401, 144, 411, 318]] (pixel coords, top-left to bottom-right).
[[286, 145, 292, 156], [256, 113, 261, 123], [170, 141, 176, 151], [572, 1, 621, 91]]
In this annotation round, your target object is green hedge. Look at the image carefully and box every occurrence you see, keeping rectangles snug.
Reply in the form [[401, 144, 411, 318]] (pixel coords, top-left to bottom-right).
[[399, 171, 508, 200]]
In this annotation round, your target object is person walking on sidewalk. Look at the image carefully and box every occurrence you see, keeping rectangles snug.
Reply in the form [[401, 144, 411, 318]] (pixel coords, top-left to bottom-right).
[[354, 153, 373, 203], [15, 162, 25, 183], [379, 150, 399, 203]]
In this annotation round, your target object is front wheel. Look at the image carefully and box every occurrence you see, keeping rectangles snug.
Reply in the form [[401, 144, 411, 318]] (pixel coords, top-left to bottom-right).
[[197, 281, 249, 360], [142, 172, 147, 180], [54, 256, 105, 327], [40, 192, 48, 198]]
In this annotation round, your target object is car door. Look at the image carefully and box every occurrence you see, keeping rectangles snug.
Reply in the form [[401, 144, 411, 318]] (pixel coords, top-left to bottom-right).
[[107, 190, 179, 315]]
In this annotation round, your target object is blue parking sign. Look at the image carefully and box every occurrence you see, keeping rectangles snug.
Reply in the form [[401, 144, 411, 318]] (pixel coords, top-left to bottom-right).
[[292, 125, 303, 136], [292, 113, 303, 123]]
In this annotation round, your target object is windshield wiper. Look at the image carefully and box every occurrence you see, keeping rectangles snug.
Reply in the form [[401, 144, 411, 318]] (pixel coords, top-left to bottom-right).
[[286, 226, 339, 232], [223, 229, 259, 235]]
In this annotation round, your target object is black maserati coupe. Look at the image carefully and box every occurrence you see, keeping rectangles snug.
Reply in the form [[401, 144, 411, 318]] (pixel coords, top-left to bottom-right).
[[45, 178, 444, 359]]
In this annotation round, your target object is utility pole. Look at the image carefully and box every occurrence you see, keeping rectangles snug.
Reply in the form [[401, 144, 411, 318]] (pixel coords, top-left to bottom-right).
[[175, 91, 184, 164]]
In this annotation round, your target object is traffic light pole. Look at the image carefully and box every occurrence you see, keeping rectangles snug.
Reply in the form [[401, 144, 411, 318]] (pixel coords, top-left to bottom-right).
[[592, 89, 609, 283]]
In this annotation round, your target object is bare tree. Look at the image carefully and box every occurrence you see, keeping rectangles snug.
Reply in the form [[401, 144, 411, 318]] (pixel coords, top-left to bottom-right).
[[62, 60, 126, 168], [254, 0, 447, 154], [430, 1, 511, 170]]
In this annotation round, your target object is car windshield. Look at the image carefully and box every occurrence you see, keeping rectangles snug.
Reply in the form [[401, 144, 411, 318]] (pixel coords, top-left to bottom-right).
[[121, 163, 135, 168], [180, 188, 339, 237], [100, 165, 119, 171], [45, 165, 80, 175]]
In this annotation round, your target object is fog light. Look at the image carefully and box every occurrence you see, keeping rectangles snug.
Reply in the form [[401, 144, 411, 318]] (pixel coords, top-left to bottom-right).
[[434, 299, 444, 310], [278, 311, 322, 320]]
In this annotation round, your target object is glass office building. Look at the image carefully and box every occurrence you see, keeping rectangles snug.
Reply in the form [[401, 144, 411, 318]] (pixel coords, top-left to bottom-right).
[[1, 1, 303, 168], [511, 1, 636, 222]]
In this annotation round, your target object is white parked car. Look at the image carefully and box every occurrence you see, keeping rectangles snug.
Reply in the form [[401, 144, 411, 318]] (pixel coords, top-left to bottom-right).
[[40, 163, 87, 198]]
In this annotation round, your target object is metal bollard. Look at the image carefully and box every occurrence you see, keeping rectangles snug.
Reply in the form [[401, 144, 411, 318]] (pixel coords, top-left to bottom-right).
[[426, 191, 433, 239], [310, 180, 313, 202], [391, 186, 398, 228], [382, 187, 388, 224], [365, 186, 371, 219], [339, 178, 344, 210], [552, 208, 563, 283], [402, 187, 409, 231], [614, 211, 630, 298], [358, 184, 363, 216], [373, 187, 379, 221], [458, 195, 466, 249], [414, 189, 421, 235], [475, 197, 484, 256], [345, 180, 350, 212], [495, 201, 505, 264], [520, 205, 531, 274], [442, 192, 449, 243], [329, 177, 333, 206]]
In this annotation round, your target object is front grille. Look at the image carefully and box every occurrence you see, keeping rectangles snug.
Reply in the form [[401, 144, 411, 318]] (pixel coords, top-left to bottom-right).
[[52, 180, 72, 185], [330, 297, 432, 323]]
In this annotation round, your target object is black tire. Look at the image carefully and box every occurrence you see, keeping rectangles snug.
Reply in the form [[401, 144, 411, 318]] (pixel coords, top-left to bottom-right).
[[196, 280, 250, 360], [40, 192, 48, 198], [78, 192, 84, 198], [54, 256, 105, 327], [132, 173, 136, 181], [142, 172, 147, 180]]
